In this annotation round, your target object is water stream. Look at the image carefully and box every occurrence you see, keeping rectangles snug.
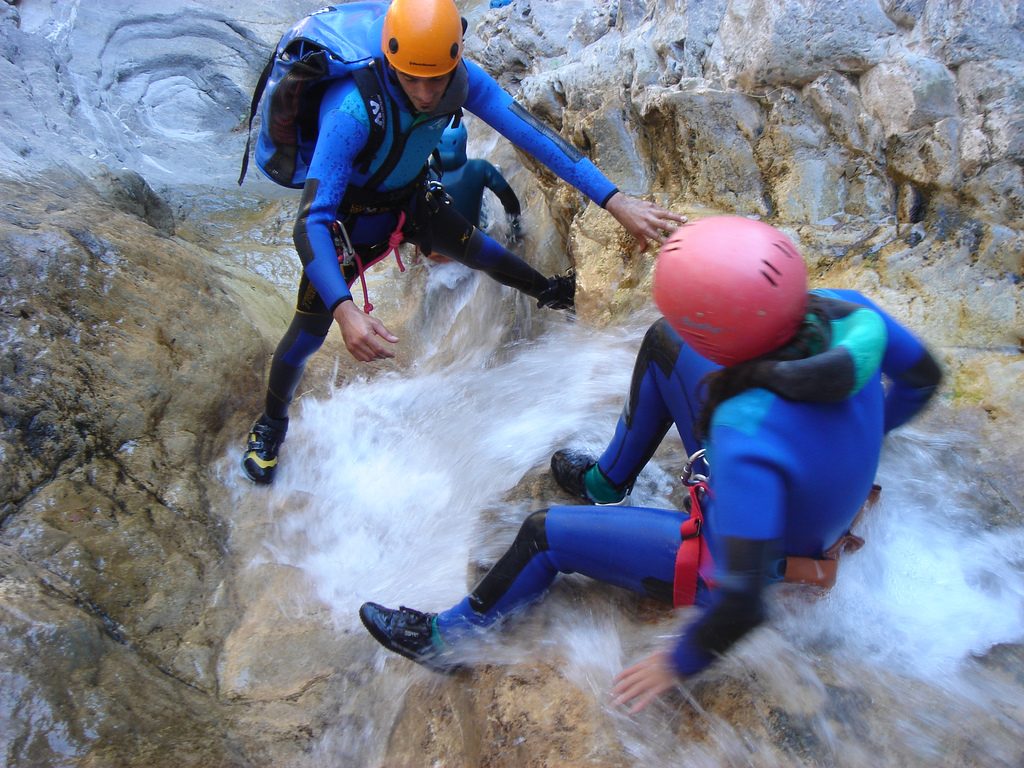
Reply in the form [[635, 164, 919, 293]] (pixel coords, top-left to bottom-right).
[[225, 266, 1024, 766]]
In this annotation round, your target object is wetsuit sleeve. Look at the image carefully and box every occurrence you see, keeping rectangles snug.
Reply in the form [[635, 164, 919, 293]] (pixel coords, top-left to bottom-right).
[[825, 290, 943, 432], [670, 431, 786, 676], [293, 105, 370, 310], [463, 61, 618, 207], [483, 162, 521, 217]]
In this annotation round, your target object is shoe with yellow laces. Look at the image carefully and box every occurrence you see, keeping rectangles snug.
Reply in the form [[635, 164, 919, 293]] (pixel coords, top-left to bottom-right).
[[241, 414, 288, 485]]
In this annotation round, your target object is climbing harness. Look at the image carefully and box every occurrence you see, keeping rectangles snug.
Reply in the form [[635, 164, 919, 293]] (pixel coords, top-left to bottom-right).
[[783, 484, 877, 589], [331, 214, 408, 314], [673, 449, 713, 607], [671, 448, 881, 605]]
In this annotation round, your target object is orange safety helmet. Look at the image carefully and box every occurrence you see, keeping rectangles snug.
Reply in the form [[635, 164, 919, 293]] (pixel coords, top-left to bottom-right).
[[653, 217, 808, 366], [382, 0, 464, 77]]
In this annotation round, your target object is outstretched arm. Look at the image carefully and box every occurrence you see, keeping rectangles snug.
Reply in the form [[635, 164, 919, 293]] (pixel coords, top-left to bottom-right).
[[614, 538, 771, 712], [484, 163, 522, 218], [605, 192, 687, 251], [486, 166, 523, 243], [464, 62, 684, 250], [612, 650, 679, 713]]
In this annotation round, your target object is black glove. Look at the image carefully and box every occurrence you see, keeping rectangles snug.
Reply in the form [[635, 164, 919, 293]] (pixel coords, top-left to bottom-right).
[[537, 270, 575, 310], [508, 215, 523, 245]]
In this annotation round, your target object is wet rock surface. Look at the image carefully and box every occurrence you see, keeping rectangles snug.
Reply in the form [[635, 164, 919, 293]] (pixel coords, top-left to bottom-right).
[[1, 1, 1022, 766]]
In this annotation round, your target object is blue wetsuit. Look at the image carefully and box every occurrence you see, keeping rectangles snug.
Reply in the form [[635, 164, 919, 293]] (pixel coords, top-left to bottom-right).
[[264, 11, 616, 420], [435, 290, 942, 677], [430, 121, 521, 230], [294, 56, 609, 309], [438, 158, 520, 231]]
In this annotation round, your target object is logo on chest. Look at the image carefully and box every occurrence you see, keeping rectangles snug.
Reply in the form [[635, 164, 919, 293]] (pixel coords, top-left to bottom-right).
[[369, 97, 385, 129]]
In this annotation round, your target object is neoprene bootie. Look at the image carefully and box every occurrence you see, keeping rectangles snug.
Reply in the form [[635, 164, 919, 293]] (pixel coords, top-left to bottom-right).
[[536, 269, 575, 310], [241, 414, 288, 485], [359, 602, 458, 673], [550, 449, 628, 505]]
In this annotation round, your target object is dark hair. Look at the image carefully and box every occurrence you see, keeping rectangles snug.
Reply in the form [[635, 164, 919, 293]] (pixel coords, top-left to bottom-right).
[[694, 299, 830, 440], [694, 363, 760, 441]]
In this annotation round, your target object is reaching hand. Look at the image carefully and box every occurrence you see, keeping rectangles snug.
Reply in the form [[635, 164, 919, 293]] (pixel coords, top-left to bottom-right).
[[611, 650, 680, 713], [537, 270, 575, 310], [605, 192, 686, 251], [334, 299, 399, 362]]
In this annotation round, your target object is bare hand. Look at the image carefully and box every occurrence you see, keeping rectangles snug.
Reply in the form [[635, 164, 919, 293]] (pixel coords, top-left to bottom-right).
[[605, 192, 686, 251], [334, 300, 399, 362], [612, 650, 680, 713]]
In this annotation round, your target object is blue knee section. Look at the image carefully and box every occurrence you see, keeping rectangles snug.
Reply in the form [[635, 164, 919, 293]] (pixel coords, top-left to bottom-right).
[[545, 505, 679, 595], [436, 552, 560, 639], [469, 231, 505, 268], [280, 328, 328, 368], [434, 505, 682, 642]]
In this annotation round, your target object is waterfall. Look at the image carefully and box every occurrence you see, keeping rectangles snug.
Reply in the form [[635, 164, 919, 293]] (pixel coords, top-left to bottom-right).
[[223, 272, 1024, 766]]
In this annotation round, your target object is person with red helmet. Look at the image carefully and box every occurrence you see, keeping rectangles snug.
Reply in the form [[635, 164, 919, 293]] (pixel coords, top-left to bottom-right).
[[241, 0, 683, 484], [359, 217, 942, 704]]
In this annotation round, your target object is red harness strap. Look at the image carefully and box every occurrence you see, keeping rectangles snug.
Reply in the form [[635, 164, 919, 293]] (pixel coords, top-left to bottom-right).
[[672, 483, 882, 602], [332, 213, 408, 314], [673, 481, 715, 607]]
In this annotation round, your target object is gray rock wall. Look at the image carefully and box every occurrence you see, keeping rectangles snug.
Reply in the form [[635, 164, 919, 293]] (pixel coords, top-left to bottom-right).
[[0, 0, 1021, 766]]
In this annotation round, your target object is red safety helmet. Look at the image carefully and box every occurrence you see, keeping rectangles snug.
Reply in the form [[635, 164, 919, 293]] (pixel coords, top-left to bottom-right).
[[653, 216, 808, 366]]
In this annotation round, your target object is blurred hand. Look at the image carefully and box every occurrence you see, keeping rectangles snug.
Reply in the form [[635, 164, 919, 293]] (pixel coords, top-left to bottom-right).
[[612, 650, 680, 713], [605, 192, 686, 251]]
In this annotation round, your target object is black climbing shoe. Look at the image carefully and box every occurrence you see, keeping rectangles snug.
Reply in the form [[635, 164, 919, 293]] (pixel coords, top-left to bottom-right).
[[550, 449, 629, 505], [241, 414, 288, 485], [537, 269, 575, 310], [359, 602, 458, 673], [550, 449, 595, 501]]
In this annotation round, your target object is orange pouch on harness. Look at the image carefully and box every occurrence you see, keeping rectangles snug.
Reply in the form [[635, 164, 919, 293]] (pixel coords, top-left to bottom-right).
[[673, 483, 881, 602], [782, 484, 880, 589], [782, 556, 840, 589]]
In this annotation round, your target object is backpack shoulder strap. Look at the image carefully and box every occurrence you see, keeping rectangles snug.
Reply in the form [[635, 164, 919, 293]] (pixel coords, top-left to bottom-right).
[[237, 52, 277, 186], [350, 62, 388, 174]]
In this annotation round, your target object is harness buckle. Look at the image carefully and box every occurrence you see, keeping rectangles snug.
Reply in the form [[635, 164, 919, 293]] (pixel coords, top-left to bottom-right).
[[423, 179, 449, 214], [680, 516, 702, 539]]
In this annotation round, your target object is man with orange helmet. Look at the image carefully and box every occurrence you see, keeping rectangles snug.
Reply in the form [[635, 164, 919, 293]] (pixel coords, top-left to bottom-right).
[[242, 0, 683, 484], [358, 217, 942, 703]]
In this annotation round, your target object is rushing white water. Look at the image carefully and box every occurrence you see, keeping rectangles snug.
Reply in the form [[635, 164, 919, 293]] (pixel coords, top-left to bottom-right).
[[227, 270, 1024, 767]]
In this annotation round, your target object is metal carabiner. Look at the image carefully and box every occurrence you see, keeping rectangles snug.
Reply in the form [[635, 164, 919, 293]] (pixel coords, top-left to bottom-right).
[[422, 179, 449, 214], [680, 448, 710, 486], [331, 220, 357, 266]]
